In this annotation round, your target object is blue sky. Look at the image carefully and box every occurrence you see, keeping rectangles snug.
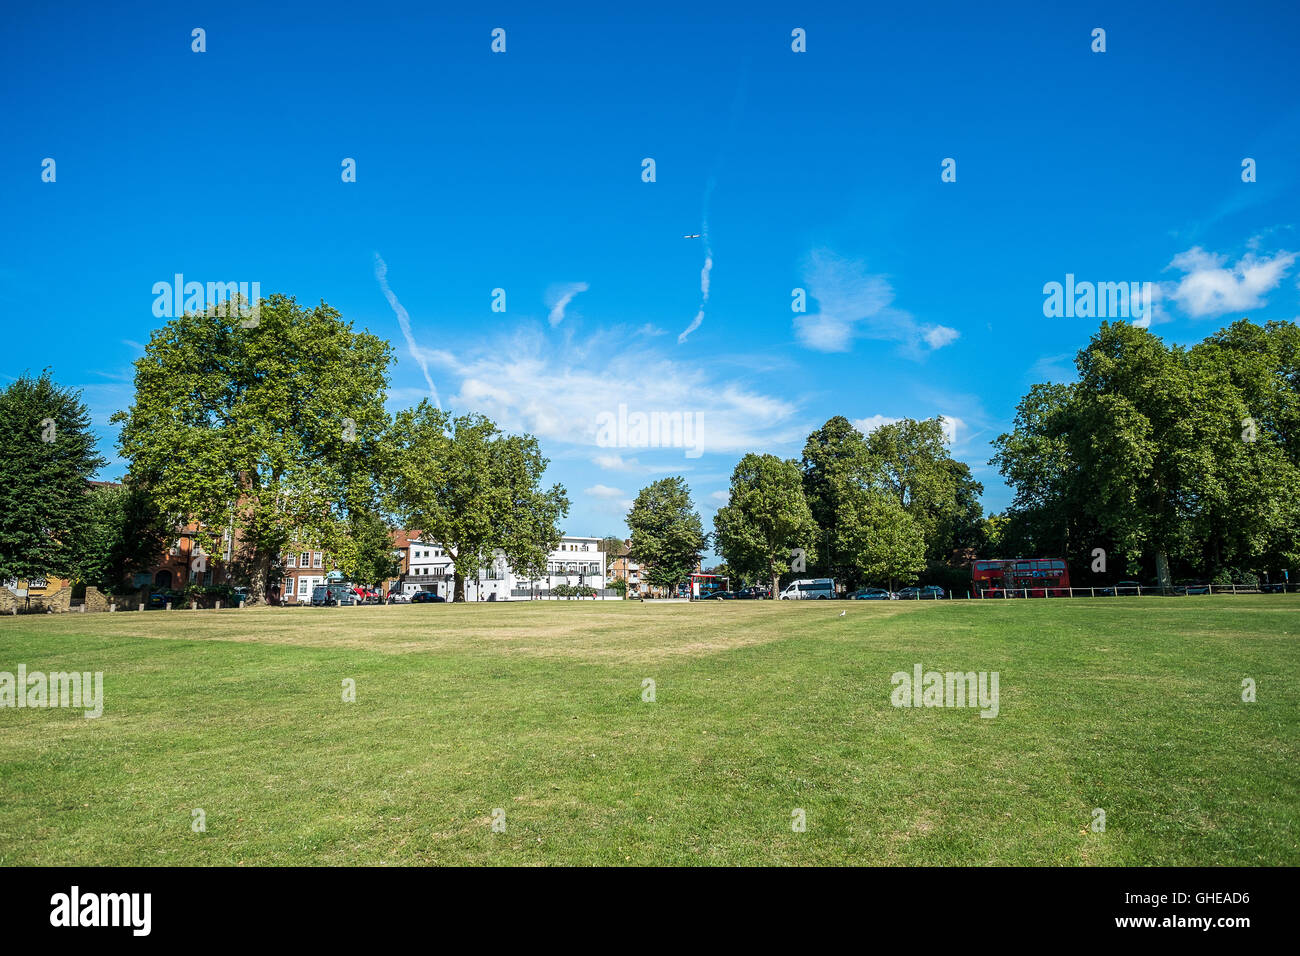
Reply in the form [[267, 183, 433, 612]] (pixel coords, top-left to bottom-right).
[[3, 0, 1299, 546]]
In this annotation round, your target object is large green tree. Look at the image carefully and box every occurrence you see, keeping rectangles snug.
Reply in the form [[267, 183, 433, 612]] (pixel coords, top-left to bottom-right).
[[837, 489, 926, 591], [866, 417, 960, 559], [800, 416, 873, 582], [114, 295, 393, 603], [385, 404, 568, 601], [0, 372, 106, 584], [625, 477, 708, 594], [1190, 320, 1300, 575], [993, 320, 1300, 586], [713, 454, 818, 596]]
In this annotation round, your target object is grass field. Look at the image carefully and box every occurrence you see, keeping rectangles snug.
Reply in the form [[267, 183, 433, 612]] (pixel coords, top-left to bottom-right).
[[1, 597, 1297, 866]]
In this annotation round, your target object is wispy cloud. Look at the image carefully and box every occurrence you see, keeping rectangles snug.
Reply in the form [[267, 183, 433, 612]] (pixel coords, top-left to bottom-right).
[[415, 323, 807, 462], [374, 252, 440, 407], [1029, 352, 1075, 384], [546, 281, 589, 327], [795, 249, 959, 355]]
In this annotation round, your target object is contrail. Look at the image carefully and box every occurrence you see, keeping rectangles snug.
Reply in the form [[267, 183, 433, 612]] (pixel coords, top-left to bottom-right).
[[373, 252, 441, 408], [678, 179, 715, 344], [547, 281, 589, 327], [677, 71, 746, 345]]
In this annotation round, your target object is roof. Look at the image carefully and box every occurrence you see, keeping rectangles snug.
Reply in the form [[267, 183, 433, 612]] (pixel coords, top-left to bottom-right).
[[390, 529, 422, 549]]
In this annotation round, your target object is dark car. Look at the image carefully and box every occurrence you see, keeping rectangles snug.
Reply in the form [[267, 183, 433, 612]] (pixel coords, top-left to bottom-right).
[[850, 588, 896, 600], [1261, 582, 1290, 593], [409, 591, 446, 603], [702, 591, 733, 600], [145, 591, 172, 609], [1100, 581, 1143, 596], [1173, 583, 1212, 595], [898, 585, 945, 600]]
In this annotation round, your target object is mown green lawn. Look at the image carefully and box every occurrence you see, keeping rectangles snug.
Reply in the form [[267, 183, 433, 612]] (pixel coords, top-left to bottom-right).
[[0, 596, 1296, 865]]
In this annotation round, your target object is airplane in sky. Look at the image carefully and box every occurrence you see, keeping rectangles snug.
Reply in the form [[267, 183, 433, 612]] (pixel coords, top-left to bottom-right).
[[683, 234, 701, 239]]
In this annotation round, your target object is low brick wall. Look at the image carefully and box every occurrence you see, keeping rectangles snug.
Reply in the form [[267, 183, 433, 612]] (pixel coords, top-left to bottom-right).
[[84, 587, 110, 612], [31, 586, 72, 613], [0, 586, 71, 614]]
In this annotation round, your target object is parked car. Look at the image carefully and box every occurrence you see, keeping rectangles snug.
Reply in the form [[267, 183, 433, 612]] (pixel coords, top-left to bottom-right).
[[409, 591, 446, 603], [850, 587, 896, 600], [1100, 581, 1144, 596], [898, 585, 945, 600], [312, 584, 359, 607], [1261, 582, 1290, 593], [702, 590, 733, 600], [1173, 583, 1212, 595], [386, 591, 408, 604]]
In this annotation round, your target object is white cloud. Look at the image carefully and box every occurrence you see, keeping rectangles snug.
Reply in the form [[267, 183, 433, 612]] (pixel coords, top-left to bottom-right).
[[593, 453, 638, 470], [708, 489, 729, 504], [585, 484, 624, 499], [418, 324, 808, 459], [546, 282, 589, 327], [923, 326, 961, 349], [795, 249, 959, 355], [1164, 246, 1296, 318], [852, 414, 900, 434]]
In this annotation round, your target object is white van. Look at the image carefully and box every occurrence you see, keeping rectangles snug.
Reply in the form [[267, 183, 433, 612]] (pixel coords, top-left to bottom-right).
[[779, 578, 836, 600]]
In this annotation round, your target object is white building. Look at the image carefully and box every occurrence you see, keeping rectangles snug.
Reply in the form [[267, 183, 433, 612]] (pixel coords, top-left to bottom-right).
[[399, 535, 609, 601]]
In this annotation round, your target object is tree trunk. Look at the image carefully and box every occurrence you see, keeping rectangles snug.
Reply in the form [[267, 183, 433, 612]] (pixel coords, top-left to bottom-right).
[[1155, 551, 1172, 593], [246, 552, 272, 606], [453, 570, 466, 603], [770, 554, 781, 599]]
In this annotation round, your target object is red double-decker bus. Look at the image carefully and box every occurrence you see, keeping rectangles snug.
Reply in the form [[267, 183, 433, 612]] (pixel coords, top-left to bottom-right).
[[972, 558, 1071, 597]]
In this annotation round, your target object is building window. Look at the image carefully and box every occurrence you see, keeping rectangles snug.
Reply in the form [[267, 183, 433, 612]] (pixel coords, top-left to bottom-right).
[[299, 578, 309, 596], [299, 552, 309, 568], [313, 552, 323, 568]]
